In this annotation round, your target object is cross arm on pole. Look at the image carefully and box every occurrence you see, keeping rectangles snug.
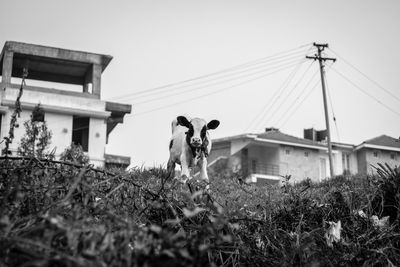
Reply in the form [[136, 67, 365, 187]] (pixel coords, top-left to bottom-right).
[[306, 56, 336, 62]]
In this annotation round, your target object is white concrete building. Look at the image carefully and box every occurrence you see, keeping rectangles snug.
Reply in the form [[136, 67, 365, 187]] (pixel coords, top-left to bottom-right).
[[0, 41, 131, 168], [209, 128, 400, 184]]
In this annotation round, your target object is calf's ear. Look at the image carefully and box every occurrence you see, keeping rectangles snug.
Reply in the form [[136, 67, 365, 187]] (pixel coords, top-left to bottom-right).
[[177, 116, 191, 128], [207, 120, 220, 130]]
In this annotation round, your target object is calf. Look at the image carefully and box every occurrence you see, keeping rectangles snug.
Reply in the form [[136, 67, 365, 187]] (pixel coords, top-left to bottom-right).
[[167, 115, 220, 183]]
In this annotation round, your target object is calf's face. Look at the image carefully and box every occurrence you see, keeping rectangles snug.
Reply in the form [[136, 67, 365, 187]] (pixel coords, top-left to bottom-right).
[[177, 116, 219, 148]]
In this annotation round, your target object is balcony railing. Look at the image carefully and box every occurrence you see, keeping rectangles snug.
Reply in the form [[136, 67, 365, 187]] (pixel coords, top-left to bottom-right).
[[250, 163, 280, 176]]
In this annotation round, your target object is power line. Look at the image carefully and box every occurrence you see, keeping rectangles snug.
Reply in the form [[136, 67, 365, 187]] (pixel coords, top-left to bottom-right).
[[125, 53, 308, 102], [106, 44, 313, 101], [328, 47, 400, 104], [110, 50, 311, 103], [133, 60, 306, 116], [244, 46, 316, 132], [27, 44, 313, 132], [133, 59, 306, 106], [331, 66, 400, 118], [261, 60, 316, 128], [278, 62, 334, 129], [279, 80, 320, 128], [243, 59, 304, 132], [246, 59, 308, 131], [273, 69, 320, 128]]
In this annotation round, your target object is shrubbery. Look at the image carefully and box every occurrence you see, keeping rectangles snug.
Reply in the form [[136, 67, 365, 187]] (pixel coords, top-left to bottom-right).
[[0, 158, 399, 266]]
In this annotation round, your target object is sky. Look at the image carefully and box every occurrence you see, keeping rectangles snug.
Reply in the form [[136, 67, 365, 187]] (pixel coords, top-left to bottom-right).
[[1, 0, 400, 167]]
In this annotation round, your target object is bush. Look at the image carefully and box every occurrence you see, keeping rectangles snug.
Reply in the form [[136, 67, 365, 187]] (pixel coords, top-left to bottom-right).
[[60, 143, 90, 166], [17, 116, 53, 159], [372, 163, 400, 225]]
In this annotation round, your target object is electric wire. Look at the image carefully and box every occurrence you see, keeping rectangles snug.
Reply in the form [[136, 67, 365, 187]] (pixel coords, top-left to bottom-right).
[[245, 59, 307, 132], [127, 53, 308, 102], [278, 64, 335, 129], [243, 58, 306, 132], [22, 44, 313, 132], [106, 44, 313, 101], [110, 50, 311, 103], [328, 48, 400, 104], [272, 68, 319, 129], [331, 66, 400, 118], [259, 60, 316, 129], [133, 58, 306, 106], [133, 60, 308, 116], [279, 81, 320, 129]]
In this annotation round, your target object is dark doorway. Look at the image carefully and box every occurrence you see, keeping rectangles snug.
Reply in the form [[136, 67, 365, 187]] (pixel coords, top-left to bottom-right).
[[72, 116, 89, 152]]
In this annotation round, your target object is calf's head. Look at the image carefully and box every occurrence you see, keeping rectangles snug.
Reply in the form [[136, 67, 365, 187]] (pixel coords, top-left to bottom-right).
[[177, 116, 220, 148]]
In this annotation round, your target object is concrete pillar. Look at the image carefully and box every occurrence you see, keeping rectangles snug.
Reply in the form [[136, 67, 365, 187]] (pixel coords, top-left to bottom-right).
[[1, 51, 14, 85], [92, 64, 102, 97], [88, 117, 106, 167], [83, 67, 91, 93]]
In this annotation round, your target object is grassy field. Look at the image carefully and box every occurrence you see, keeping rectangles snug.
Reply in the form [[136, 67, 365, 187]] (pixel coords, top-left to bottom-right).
[[0, 157, 399, 266]]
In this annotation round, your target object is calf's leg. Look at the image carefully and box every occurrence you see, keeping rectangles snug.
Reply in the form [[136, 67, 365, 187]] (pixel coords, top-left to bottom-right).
[[180, 154, 191, 183], [167, 159, 176, 179]]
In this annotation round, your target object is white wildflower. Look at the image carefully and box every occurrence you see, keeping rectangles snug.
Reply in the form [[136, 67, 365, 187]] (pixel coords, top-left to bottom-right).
[[370, 215, 390, 230], [325, 220, 341, 248]]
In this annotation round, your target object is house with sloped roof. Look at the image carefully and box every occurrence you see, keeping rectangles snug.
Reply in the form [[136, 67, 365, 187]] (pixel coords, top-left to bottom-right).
[[0, 41, 131, 168], [355, 135, 400, 174], [209, 128, 400, 184]]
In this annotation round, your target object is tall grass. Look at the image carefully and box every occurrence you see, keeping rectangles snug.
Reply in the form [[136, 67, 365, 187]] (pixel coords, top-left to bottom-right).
[[0, 158, 399, 266]]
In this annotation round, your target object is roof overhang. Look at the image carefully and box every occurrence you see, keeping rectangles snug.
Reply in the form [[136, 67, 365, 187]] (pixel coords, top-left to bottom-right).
[[213, 134, 328, 150], [212, 134, 255, 143], [355, 143, 400, 152], [332, 142, 355, 150], [105, 101, 132, 140], [0, 41, 112, 84], [253, 137, 328, 150], [1, 99, 111, 119], [214, 134, 327, 151]]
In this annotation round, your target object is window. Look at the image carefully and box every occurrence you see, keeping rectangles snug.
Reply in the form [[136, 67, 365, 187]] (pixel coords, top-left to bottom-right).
[[373, 151, 378, 158], [342, 153, 346, 168], [342, 153, 351, 174], [390, 153, 396, 160], [304, 151, 309, 157], [72, 116, 89, 152], [285, 149, 290, 155]]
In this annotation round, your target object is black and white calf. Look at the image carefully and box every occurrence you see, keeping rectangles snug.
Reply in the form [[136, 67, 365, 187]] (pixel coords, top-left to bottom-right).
[[167, 116, 220, 183]]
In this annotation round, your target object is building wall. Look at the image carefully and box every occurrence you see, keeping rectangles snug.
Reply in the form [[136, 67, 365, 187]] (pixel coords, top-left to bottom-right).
[[0, 108, 108, 167], [88, 117, 107, 167], [360, 148, 400, 174], [335, 149, 358, 175], [3, 86, 106, 114], [210, 139, 400, 183], [357, 149, 368, 174], [208, 142, 231, 164], [246, 145, 280, 176], [231, 139, 250, 155], [247, 145, 279, 166], [279, 145, 327, 183], [45, 112, 73, 156]]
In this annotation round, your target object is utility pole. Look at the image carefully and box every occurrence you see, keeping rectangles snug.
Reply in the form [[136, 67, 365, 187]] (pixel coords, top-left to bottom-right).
[[306, 43, 336, 179]]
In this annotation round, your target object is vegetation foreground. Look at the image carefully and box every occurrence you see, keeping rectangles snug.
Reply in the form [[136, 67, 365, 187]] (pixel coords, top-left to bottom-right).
[[0, 158, 399, 266]]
